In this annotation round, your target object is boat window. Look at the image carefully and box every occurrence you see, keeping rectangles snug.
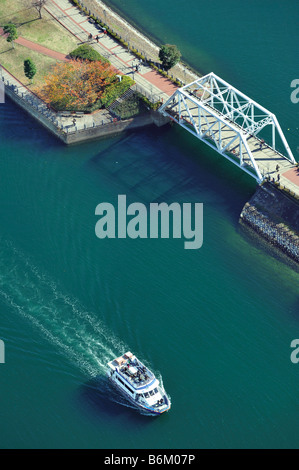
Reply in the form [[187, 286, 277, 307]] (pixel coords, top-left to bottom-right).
[[144, 392, 150, 398], [149, 390, 155, 396], [116, 375, 134, 394], [154, 388, 158, 394]]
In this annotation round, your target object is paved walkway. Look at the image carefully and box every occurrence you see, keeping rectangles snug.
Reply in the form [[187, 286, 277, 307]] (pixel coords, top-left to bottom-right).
[[45, 0, 179, 103], [1, 3, 176, 130], [74, 0, 200, 85]]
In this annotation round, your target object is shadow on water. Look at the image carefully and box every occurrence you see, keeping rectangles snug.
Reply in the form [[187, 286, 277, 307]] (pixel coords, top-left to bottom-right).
[[238, 220, 299, 275], [85, 123, 256, 222], [3, 91, 257, 226], [76, 375, 154, 424], [3, 93, 256, 225], [1, 96, 64, 151]]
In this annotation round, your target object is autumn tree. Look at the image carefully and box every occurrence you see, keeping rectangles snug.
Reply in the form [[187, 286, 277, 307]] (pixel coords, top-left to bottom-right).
[[37, 59, 117, 111]]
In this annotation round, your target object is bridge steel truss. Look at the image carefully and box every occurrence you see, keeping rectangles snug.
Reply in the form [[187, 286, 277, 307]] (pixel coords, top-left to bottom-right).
[[159, 72, 296, 183]]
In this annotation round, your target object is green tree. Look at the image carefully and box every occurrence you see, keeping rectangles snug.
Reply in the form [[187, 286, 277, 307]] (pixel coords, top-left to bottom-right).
[[158, 44, 181, 70], [24, 59, 37, 84], [3, 23, 18, 49]]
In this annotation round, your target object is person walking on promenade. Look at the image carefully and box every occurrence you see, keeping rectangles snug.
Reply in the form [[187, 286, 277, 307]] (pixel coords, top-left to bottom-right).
[[276, 164, 280, 172]]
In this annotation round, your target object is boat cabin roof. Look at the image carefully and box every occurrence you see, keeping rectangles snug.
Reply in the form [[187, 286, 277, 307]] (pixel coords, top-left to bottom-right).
[[108, 352, 156, 390]]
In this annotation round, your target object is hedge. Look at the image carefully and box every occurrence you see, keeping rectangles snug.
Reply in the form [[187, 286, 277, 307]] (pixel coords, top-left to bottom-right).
[[100, 75, 135, 108], [69, 44, 110, 64]]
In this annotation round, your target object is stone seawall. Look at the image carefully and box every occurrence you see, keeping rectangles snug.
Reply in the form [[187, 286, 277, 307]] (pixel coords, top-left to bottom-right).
[[5, 85, 169, 144], [64, 110, 170, 144], [77, 0, 199, 84], [240, 182, 299, 263], [5, 86, 65, 142]]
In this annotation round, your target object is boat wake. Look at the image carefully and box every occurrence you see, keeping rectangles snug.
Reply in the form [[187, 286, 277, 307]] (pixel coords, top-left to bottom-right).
[[0, 239, 127, 378], [0, 239, 171, 415]]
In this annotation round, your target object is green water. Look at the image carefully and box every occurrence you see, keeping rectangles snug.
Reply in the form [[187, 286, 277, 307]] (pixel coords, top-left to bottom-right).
[[0, 0, 298, 449]]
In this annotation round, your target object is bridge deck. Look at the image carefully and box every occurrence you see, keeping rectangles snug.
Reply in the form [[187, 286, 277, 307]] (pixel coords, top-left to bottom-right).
[[167, 101, 299, 197], [160, 72, 298, 197]]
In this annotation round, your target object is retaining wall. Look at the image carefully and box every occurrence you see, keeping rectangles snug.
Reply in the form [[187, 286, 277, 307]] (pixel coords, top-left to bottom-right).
[[240, 182, 299, 263], [5, 86, 65, 142], [6, 86, 169, 144], [64, 111, 170, 144]]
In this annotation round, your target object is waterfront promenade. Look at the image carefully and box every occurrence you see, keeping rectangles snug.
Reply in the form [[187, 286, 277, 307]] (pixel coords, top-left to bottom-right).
[[44, 0, 299, 195], [1, 0, 186, 133], [0, 0, 177, 134], [1, 0, 298, 196], [45, 0, 181, 102]]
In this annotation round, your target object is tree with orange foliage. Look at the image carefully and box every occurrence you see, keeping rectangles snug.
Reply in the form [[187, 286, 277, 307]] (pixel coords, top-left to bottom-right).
[[37, 59, 117, 111]]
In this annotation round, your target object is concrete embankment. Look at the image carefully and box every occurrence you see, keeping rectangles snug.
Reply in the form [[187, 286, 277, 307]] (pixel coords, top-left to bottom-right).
[[5, 85, 169, 144], [240, 182, 299, 263], [63, 110, 170, 144], [75, 0, 199, 85], [5, 85, 64, 141]]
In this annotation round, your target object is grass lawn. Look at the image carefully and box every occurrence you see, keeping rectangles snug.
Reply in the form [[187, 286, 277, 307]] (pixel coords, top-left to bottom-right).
[[0, 0, 80, 89], [0, 0, 79, 53], [0, 37, 58, 88]]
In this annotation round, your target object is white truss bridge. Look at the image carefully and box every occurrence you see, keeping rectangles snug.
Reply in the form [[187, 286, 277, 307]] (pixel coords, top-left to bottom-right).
[[159, 72, 296, 183]]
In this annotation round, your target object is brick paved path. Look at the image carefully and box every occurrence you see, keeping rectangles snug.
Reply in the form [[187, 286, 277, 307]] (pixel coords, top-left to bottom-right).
[[0, 28, 70, 62]]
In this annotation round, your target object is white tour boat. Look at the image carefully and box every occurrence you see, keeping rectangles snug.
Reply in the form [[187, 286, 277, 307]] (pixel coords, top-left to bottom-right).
[[107, 352, 170, 415]]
